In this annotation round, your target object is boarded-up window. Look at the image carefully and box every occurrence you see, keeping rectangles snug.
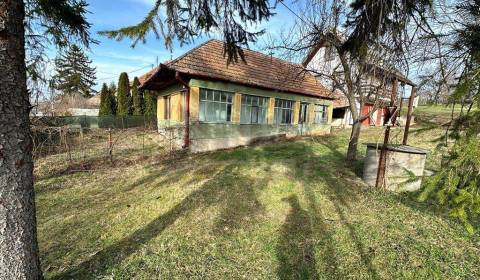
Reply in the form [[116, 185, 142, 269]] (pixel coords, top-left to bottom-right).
[[199, 88, 233, 123], [240, 94, 268, 124]]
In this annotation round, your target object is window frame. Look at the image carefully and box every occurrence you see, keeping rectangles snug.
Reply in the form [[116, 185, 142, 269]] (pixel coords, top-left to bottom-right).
[[314, 104, 329, 124], [274, 98, 294, 125], [240, 94, 269, 124], [199, 88, 234, 123], [298, 102, 309, 124]]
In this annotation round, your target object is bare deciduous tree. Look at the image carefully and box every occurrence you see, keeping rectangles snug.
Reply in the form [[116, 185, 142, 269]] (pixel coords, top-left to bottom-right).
[[265, 0, 419, 160]]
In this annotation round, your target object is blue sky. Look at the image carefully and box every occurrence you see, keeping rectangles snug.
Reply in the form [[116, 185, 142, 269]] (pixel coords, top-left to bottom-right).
[[52, 0, 297, 91]]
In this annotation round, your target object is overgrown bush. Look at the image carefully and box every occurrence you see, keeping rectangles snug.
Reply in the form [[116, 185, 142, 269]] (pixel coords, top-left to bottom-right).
[[419, 112, 480, 233]]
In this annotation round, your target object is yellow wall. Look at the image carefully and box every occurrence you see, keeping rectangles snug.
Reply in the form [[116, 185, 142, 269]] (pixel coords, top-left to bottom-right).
[[157, 97, 165, 120], [190, 87, 200, 122], [267, 97, 275, 124], [170, 93, 183, 122], [156, 92, 183, 123], [328, 103, 333, 124], [293, 101, 300, 124], [307, 104, 315, 123], [232, 93, 242, 123]]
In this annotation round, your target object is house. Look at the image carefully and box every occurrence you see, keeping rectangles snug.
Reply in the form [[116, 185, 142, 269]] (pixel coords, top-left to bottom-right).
[[138, 39, 334, 152], [31, 93, 100, 117], [302, 39, 416, 128]]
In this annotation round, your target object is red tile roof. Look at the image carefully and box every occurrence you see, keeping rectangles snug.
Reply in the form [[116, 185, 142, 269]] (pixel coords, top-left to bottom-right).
[[139, 40, 333, 99], [331, 90, 350, 108]]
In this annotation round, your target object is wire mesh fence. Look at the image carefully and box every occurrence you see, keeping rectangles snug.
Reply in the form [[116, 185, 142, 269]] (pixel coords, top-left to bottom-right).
[[32, 115, 333, 175], [32, 115, 157, 129], [31, 119, 185, 176]]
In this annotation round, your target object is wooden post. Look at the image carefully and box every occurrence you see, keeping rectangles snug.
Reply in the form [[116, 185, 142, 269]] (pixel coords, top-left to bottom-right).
[[108, 128, 113, 163], [80, 126, 85, 162], [64, 128, 72, 164], [402, 86, 416, 145], [375, 79, 398, 189]]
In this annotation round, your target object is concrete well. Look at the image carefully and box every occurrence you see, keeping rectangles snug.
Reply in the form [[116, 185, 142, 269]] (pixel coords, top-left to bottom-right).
[[363, 143, 429, 192]]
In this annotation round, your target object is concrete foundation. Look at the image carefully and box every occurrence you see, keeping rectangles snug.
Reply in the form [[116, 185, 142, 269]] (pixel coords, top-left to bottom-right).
[[158, 122, 331, 153], [363, 144, 429, 192]]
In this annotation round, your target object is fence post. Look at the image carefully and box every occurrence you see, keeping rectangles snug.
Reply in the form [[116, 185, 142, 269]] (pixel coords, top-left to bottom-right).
[[80, 126, 85, 162], [63, 127, 72, 164], [142, 132, 145, 157], [108, 128, 113, 163]]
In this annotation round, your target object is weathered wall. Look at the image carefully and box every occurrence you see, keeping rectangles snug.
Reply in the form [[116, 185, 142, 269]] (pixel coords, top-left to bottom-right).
[[189, 79, 332, 104], [363, 146, 427, 192], [267, 97, 275, 124], [156, 83, 184, 126], [293, 101, 300, 124], [189, 87, 200, 122], [189, 123, 331, 153], [156, 78, 334, 152], [232, 93, 242, 123]]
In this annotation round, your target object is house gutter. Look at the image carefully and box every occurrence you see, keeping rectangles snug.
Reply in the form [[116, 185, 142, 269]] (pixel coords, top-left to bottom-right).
[[175, 71, 190, 149]]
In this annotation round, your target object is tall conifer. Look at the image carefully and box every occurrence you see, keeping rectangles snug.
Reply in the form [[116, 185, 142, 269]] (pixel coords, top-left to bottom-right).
[[53, 44, 96, 97], [131, 77, 144, 115], [108, 82, 117, 114], [99, 83, 115, 115], [116, 72, 131, 116]]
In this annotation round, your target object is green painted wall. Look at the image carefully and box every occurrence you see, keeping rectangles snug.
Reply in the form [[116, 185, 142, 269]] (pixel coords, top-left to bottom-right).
[[156, 83, 183, 97], [189, 79, 333, 106]]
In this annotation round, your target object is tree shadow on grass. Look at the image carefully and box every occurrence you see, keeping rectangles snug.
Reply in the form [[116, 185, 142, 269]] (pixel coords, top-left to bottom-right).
[[251, 138, 379, 279], [51, 161, 266, 279], [319, 170, 380, 280], [276, 195, 318, 280], [213, 167, 267, 235], [223, 138, 379, 278]]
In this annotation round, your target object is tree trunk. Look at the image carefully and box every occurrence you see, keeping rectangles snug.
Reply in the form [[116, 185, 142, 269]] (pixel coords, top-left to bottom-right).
[[346, 120, 362, 161], [0, 1, 42, 279]]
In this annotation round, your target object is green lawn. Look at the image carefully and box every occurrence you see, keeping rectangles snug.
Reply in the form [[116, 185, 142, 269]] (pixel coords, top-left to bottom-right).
[[413, 104, 463, 126], [35, 125, 480, 279]]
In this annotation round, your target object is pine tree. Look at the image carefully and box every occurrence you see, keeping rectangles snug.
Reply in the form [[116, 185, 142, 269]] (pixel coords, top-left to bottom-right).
[[116, 72, 131, 116], [131, 77, 144, 115], [144, 90, 157, 117], [99, 83, 115, 115], [109, 81, 117, 96], [53, 44, 96, 97], [2, 0, 92, 278]]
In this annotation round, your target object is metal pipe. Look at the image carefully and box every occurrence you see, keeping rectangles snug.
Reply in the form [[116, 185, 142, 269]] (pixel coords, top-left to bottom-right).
[[175, 72, 190, 149], [375, 78, 398, 189], [402, 86, 416, 145]]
